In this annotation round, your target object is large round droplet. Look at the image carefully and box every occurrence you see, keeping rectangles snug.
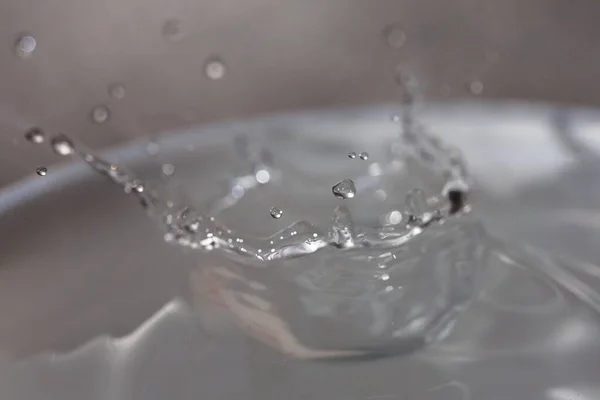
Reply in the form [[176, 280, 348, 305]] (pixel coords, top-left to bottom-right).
[[332, 179, 356, 199], [162, 163, 175, 176], [204, 58, 226, 80], [36, 166, 47, 176], [16, 35, 36, 58], [466, 79, 484, 95], [359, 151, 369, 160], [25, 128, 45, 144], [50, 134, 75, 156], [91, 106, 110, 124], [269, 207, 283, 219], [348, 152, 356, 159]]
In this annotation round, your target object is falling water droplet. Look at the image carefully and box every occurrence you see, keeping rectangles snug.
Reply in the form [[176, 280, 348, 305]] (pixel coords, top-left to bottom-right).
[[91, 106, 110, 124], [24, 128, 45, 144], [466, 79, 484, 95], [204, 58, 226, 80], [405, 188, 428, 216], [383, 23, 406, 49], [36, 166, 47, 176], [161, 163, 175, 176], [359, 152, 369, 160], [332, 179, 356, 199], [108, 83, 126, 100], [161, 19, 185, 42], [269, 207, 283, 219], [16, 35, 36, 58], [50, 134, 75, 156], [348, 152, 356, 159], [146, 141, 159, 156]]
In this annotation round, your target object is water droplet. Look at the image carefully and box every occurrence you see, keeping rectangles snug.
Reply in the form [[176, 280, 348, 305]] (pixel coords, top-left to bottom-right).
[[359, 151, 369, 160], [386, 210, 403, 225], [161, 19, 184, 42], [255, 169, 270, 184], [108, 83, 125, 100], [146, 141, 159, 156], [269, 207, 283, 219], [36, 166, 47, 176], [332, 179, 356, 199], [348, 152, 356, 159], [330, 205, 355, 248], [16, 35, 36, 58], [466, 79, 484, 95], [391, 115, 401, 123], [204, 58, 226, 80], [383, 23, 406, 49], [405, 188, 428, 216], [368, 162, 382, 176], [24, 128, 44, 144], [162, 163, 175, 176], [380, 273, 390, 281], [91, 106, 110, 124], [50, 134, 75, 156]]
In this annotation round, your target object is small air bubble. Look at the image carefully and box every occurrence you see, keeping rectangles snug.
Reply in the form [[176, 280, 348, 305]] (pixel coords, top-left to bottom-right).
[[91, 106, 110, 124], [466, 79, 484, 95], [16, 35, 36, 58], [269, 207, 283, 219], [25, 128, 44, 144], [50, 134, 75, 156], [383, 23, 406, 49], [359, 152, 369, 160], [332, 179, 356, 200], [36, 166, 47, 176], [348, 152, 356, 159], [161, 163, 175, 176], [204, 58, 226, 80], [108, 83, 126, 100]]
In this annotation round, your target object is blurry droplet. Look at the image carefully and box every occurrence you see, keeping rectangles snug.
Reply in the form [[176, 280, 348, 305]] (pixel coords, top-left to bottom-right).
[[466, 79, 484, 95], [375, 189, 387, 201], [359, 151, 369, 160], [25, 128, 44, 144], [161, 19, 185, 42], [255, 169, 270, 184], [146, 141, 159, 156], [391, 115, 401, 123], [16, 35, 36, 58], [36, 166, 47, 176], [204, 58, 226, 80], [50, 134, 75, 156], [440, 84, 452, 97], [368, 163, 382, 176], [270, 207, 283, 219], [91, 105, 110, 124], [348, 152, 356, 159], [108, 83, 126, 100], [332, 179, 356, 199], [386, 210, 403, 225], [161, 163, 175, 176], [383, 23, 406, 49], [380, 273, 390, 281], [405, 188, 428, 216]]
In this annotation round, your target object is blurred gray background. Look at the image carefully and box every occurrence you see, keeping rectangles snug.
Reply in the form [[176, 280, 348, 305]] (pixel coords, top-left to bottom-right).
[[1, 0, 600, 185]]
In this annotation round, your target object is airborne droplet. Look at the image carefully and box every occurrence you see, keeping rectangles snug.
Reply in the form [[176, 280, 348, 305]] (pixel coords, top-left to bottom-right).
[[332, 179, 356, 199], [16, 35, 36, 58], [348, 152, 356, 159], [204, 58, 226, 80], [25, 128, 45, 144], [91, 106, 110, 124], [36, 166, 47, 176], [50, 134, 75, 156], [269, 207, 283, 219], [359, 152, 369, 160]]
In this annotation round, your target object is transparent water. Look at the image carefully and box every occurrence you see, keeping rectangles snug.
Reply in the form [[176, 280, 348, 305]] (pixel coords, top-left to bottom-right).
[[3, 102, 600, 399]]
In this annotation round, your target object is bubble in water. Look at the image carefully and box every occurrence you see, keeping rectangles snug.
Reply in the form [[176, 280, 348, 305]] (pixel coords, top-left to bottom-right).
[[204, 58, 226, 80], [161, 19, 185, 42], [162, 163, 175, 176], [36, 166, 47, 176], [405, 188, 428, 216], [332, 179, 356, 200], [16, 35, 36, 58], [91, 106, 110, 124], [383, 23, 406, 49], [269, 207, 283, 219], [359, 151, 369, 160], [25, 128, 45, 144], [50, 134, 75, 156], [108, 83, 126, 100], [348, 152, 356, 159], [466, 79, 484, 95]]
